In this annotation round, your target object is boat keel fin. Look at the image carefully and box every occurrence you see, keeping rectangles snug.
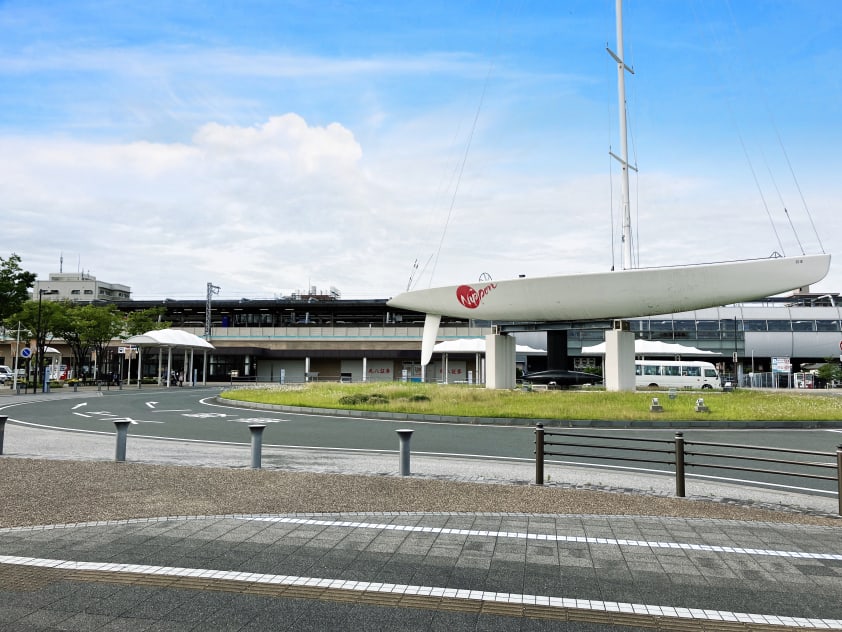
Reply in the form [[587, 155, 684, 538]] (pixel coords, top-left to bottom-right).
[[421, 313, 441, 366]]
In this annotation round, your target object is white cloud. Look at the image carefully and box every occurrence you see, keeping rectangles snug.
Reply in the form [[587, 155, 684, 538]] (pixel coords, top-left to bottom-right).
[[3, 107, 839, 301]]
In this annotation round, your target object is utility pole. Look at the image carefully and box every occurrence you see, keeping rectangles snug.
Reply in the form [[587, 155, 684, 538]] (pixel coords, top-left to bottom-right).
[[205, 282, 220, 339], [34, 289, 58, 394]]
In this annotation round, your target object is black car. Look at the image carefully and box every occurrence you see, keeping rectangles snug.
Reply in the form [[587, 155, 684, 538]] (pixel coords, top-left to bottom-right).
[[520, 369, 602, 387]]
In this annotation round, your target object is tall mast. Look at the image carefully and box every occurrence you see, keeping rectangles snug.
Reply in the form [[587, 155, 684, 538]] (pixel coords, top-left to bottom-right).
[[608, 0, 635, 269]]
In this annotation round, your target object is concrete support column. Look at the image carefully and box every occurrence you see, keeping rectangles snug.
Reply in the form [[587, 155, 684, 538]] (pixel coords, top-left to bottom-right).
[[485, 333, 516, 389], [166, 348, 173, 387], [546, 330, 568, 370], [604, 326, 635, 392], [443, 352, 449, 384]]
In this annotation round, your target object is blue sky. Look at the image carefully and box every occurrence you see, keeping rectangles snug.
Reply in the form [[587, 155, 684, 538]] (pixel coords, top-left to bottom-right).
[[1, 0, 839, 300]]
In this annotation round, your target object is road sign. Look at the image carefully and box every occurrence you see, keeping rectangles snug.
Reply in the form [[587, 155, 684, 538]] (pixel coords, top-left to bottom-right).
[[20, 347, 31, 359]]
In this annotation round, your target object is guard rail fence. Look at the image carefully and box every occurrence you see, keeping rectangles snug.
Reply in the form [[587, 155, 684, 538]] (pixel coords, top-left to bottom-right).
[[533, 423, 842, 515]]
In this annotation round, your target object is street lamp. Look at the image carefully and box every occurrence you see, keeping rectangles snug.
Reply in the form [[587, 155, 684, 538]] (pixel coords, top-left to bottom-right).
[[34, 288, 58, 394]]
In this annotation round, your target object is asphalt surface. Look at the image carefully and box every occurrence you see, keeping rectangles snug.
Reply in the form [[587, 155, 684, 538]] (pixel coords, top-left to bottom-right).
[[1, 386, 841, 631]]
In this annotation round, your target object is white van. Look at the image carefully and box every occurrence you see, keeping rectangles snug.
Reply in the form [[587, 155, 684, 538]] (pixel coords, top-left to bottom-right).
[[635, 360, 721, 390]]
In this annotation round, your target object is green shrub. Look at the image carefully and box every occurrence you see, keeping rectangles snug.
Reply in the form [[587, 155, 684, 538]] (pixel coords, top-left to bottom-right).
[[338, 392, 390, 406]]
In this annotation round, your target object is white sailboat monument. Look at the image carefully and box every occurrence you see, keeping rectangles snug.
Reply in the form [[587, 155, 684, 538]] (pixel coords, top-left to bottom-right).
[[388, 0, 831, 384]]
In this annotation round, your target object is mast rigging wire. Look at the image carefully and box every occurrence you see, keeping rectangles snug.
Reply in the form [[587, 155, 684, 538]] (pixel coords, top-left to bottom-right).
[[428, 64, 494, 286]]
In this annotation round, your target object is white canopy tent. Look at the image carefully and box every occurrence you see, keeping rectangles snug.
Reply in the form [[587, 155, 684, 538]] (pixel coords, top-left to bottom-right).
[[123, 328, 215, 387], [582, 339, 719, 358], [431, 338, 546, 384]]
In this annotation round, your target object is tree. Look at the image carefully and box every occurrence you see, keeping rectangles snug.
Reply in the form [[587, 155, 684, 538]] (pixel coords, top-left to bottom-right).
[[50, 303, 119, 381], [0, 253, 36, 324], [124, 307, 171, 336], [6, 298, 64, 392], [816, 359, 842, 386], [81, 305, 125, 380]]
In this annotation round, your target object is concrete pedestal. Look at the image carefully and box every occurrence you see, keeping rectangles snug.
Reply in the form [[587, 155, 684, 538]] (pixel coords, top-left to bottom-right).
[[485, 333, 516, 390], [604, 329, 635, 392]]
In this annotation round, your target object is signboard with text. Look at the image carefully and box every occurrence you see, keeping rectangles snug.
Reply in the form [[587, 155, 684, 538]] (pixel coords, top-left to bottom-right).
[[772, 357, 791, 373]]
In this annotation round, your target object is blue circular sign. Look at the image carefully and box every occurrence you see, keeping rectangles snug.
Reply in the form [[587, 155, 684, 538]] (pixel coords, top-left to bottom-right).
[[21, 347, 32, 359]]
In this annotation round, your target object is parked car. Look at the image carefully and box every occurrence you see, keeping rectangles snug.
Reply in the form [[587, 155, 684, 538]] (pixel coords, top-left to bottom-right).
[[0, 365, 13, 384], [521, 369, 602, 387]]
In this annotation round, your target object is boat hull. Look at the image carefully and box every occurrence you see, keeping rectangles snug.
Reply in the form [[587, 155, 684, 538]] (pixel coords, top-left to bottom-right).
[[387, 254, 831, 321]]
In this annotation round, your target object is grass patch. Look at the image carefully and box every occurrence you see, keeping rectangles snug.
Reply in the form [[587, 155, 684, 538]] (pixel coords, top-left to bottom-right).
[[220, 382, 842, 422]]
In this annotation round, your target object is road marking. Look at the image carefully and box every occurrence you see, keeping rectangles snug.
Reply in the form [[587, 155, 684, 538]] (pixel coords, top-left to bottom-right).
[[181, 412, 230, 419], [0, 554, 838, 629], [241, 517, 842, 562], [145, 401, 158, 408], [71, 403, 87, 410], [109, 417, 164, 425]]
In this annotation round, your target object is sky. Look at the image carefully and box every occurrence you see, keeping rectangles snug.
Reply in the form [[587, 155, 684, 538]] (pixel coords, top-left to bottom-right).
[[1, 0, 840, 301]]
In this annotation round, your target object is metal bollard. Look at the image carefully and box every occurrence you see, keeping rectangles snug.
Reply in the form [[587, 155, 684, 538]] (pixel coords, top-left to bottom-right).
[[534, 423, 544, 485], [0, 415, 6, 455], [114, 420, 131, 462], [396, 429, 414, 476], [249, 424, 267, 469], [73, 383, 78, 393], [674, 432, 686, 498]]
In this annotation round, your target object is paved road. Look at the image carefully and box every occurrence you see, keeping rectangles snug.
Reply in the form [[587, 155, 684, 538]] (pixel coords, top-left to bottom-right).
[[3, 386, 841, 497]]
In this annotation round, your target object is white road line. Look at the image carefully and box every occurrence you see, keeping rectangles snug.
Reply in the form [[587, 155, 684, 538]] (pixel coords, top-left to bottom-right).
[[0, 554, 838, 629], [241, 516, 842, 561]]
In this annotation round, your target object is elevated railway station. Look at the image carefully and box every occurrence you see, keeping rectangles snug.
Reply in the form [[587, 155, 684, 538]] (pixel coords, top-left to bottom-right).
[[2, 290, 839, 386]]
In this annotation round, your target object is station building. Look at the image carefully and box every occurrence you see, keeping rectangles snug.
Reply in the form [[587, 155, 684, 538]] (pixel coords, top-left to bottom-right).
[[2, 274, 840, 385]]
